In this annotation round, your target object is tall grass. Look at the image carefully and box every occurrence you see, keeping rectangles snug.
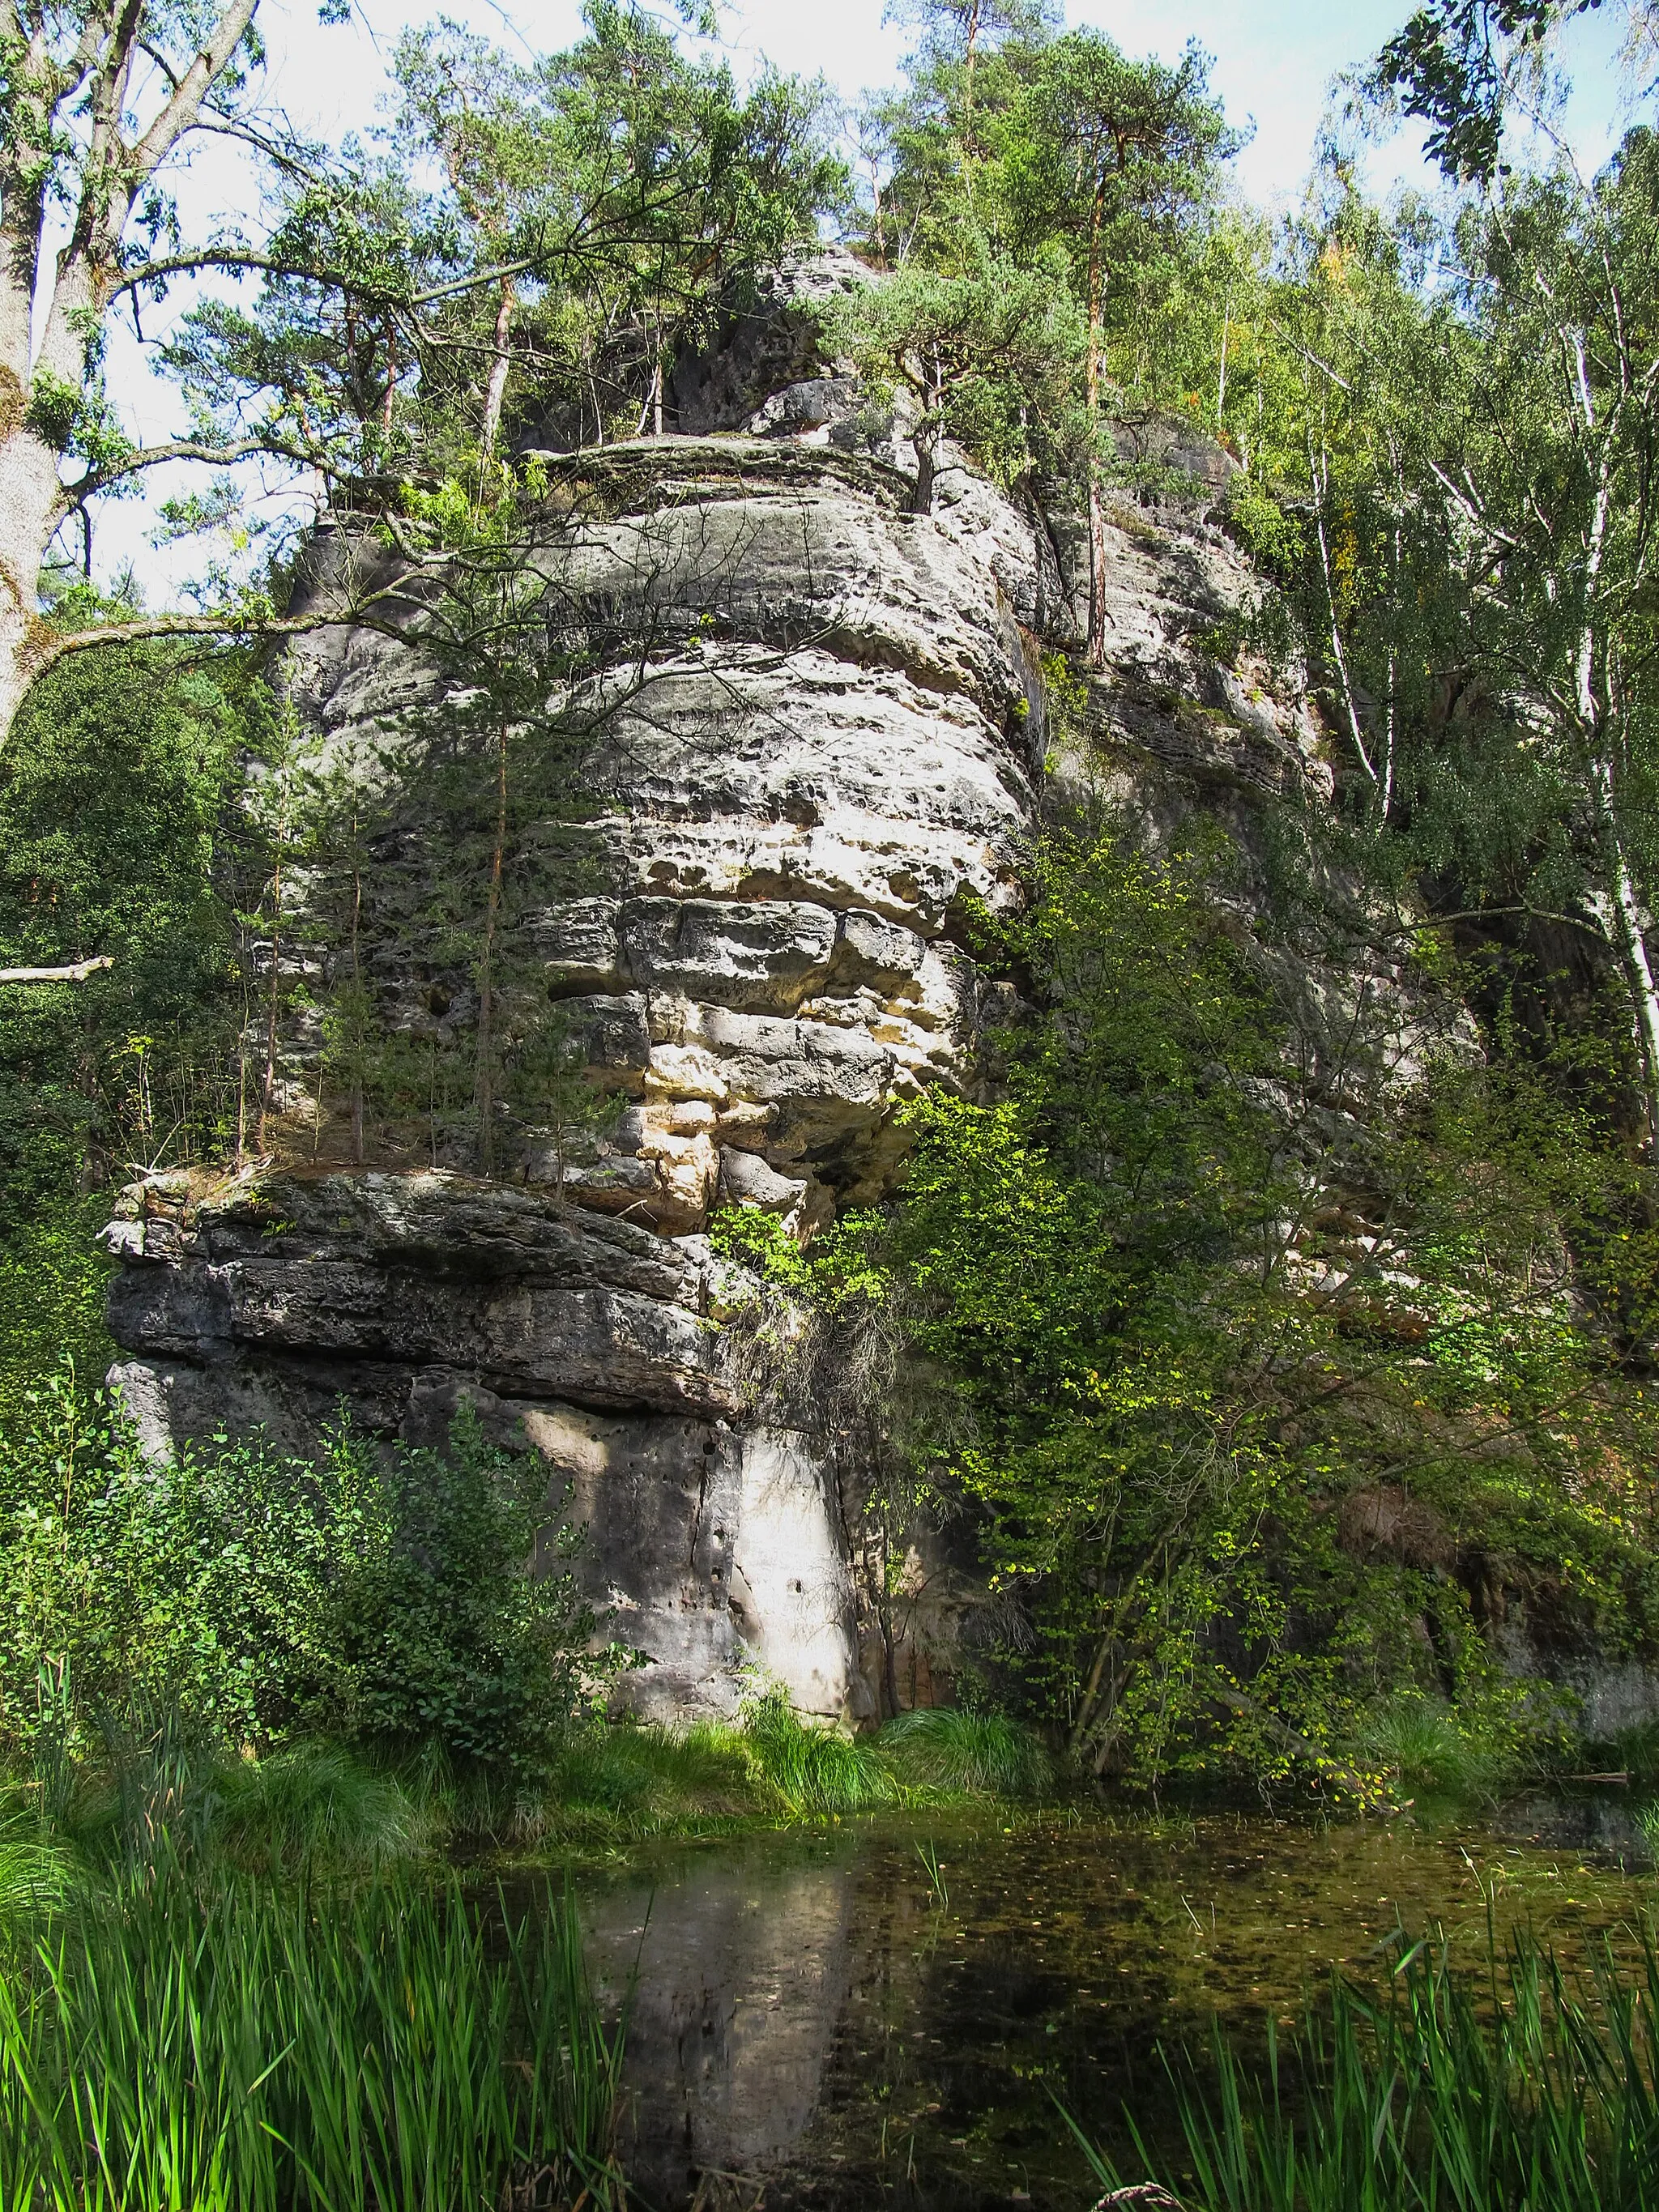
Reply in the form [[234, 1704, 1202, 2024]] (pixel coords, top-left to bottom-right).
[[199, 1741, 428, 1876], [740, 1690, 898, 1815], [1069, 1920, 1659, 2212], [1349, 1694, 1515, 1801], [878, 1707, 1053, 1797], [0, 1835, 624, 2211], [23, 1710, 430, 1885], [541, 1715, 761, 1834]]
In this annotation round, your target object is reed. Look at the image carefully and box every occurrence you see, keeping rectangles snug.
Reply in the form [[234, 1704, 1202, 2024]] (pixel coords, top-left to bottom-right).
[[0, 1835, 624, 2211], [1067, 1919, 1659, 2212]]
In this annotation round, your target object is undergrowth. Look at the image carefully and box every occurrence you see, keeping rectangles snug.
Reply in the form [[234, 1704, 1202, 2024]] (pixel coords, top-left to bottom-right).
[[0, 1690, 1063, 1884], [1347, 1693, 1525, 1804]]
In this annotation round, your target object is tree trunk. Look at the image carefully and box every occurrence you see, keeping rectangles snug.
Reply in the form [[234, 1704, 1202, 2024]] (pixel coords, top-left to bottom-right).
[[254, 853, 283, 1153], [0, 423, 69, 745], [474, 714, 509, 1174], [480, 277, 515, 454], [962, 0, 981, 156], [1589, 754, 1659, 1147], [0, 0, 262, 760], [911, 421, 940, 515], [1085, 183, 1108, 667], [349, 803, 365, 1166], [0, 956, 112, 983]]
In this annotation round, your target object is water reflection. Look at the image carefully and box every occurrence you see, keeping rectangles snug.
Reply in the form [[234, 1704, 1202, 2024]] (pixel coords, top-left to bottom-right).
[[584, 1843, 858, 2206], [578, 1806, 1659, 2210]]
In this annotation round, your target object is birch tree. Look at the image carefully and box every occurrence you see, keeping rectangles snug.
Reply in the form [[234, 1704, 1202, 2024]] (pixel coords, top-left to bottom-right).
[[0, 0, 271, 752], [1417, 143, 1659, 1137]]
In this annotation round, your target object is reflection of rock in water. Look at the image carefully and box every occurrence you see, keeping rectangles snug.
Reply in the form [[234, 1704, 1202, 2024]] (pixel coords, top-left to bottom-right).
[[583, 1845, 856, 2207], [1499, 1788, 1653, 1860]]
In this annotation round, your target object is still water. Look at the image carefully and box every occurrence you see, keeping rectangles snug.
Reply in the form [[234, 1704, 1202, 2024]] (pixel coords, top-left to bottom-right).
[[577, 1796, 1657, 2211]]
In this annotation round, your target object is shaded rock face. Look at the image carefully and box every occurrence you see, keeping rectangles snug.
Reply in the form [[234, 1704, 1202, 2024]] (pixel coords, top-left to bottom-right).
[[101, 262, 1391, 1720]]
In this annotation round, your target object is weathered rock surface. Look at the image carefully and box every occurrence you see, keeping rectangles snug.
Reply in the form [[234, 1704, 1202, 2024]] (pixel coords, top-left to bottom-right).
[[102, 260, 1414, 1720]]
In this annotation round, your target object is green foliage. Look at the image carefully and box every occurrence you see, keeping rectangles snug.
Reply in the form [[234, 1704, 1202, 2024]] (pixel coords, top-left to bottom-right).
[[1000, 30, 1239, 310], [709, 1203, 889, 1313], [1073, 1916, 1659, 2212], [167, 5, 847, 484], [862, 825, 1659, 1792], [823, 233, 1085, 501], [338, 1405, 594, 1782], [0, 1196, 113, 1434], [877, 1707, 1053, 1796], [1373, 0, 1572, 185], [0, 642, 254, 1217], [0, 1833, 624, 2212], [0, 1378, 597, 1784]]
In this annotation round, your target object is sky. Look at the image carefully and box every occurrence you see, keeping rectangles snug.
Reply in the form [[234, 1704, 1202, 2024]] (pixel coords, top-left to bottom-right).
[[87, 0, 1637, 595]]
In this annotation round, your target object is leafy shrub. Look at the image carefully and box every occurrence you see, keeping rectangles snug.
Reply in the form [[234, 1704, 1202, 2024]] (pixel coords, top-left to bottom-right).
[[877, 1706, 1053, 1797], [334, 1405, 595, 1783], [0, 1370, 597, 1783], [872, 826, 1659, 1793]]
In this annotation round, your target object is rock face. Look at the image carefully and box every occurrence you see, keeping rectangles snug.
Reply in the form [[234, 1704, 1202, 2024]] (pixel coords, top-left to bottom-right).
[[102, 261, 1363, 1720]]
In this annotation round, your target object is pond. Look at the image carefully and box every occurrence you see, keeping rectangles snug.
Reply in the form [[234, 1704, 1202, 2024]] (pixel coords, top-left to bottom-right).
[[575, 1793, 1658, 2211]]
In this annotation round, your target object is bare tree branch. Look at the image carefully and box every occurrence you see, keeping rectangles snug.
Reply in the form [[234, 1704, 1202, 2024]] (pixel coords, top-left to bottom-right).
[[0, 955, 115, 983]]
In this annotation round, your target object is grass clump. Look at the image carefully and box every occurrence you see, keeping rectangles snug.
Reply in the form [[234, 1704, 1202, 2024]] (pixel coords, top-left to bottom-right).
[[740, 1689, 898, 1816], [878, 1707, 1052, 1798], [0, 1806, 75, 1916], [1072, 1920, 1659, 2212], [0, 1831, 623, 2211], [528, 1717, 766, 1845], [205, 1740, 429, 1875], [1601, 1716, 1659, 1784], [1349, 1693, 1518, 1801]]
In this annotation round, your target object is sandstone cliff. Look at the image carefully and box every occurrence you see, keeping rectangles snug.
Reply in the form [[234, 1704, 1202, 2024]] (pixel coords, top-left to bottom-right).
[[101, 255, 1389, 1720]]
